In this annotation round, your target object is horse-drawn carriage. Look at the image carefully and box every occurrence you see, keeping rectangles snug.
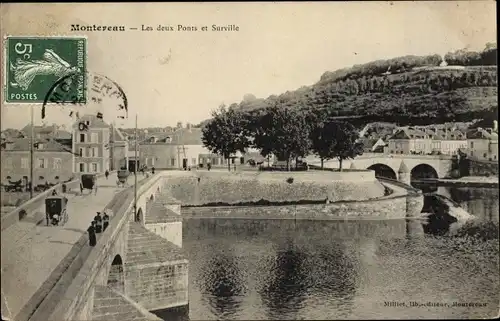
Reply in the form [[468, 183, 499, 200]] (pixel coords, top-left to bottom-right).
[[117, 170, 130, 187], [80, 174, 97, 194], [45, 195, 69, 226]]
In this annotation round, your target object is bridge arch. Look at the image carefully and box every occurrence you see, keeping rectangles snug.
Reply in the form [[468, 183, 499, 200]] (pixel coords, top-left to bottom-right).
[[410, 163, 439, 182], [107, 254, 125, 293], [367, 164, 397, 180], [135, 207, 144, 223]]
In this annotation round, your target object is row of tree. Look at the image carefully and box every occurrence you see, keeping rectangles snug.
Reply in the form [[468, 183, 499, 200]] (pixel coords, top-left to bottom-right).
[[201, 104, 364, 171]]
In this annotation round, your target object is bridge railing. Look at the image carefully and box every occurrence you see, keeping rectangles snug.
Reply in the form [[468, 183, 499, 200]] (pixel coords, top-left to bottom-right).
[[47, 173, 162, 321], [1, 171, 118, 231]]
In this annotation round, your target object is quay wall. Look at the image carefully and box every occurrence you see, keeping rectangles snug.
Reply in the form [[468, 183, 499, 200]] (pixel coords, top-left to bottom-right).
[[163, 170, 386, 206], [182, 180, 424, 221]]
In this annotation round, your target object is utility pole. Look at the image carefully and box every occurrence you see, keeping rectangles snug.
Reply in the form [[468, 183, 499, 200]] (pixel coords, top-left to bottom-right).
[[110, 121, 115, 171], [29, 106, 34, 198], [134, 114, 138, 221]]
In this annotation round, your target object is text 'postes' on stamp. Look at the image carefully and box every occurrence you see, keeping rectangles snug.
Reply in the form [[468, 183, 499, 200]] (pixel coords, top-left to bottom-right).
[[4, 36, 87, 104]]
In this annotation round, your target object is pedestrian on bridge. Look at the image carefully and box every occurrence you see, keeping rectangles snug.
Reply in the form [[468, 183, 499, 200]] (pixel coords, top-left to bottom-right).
[[94, 212, 103, 233], [152, 166, 155, 175], [87, 221, 97, 247], [105, 170, 109, 180], [103, 212, 110, 232]]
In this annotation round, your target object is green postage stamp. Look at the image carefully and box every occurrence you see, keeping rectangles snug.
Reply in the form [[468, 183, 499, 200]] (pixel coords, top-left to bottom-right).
[[3, 36, 87, 104]]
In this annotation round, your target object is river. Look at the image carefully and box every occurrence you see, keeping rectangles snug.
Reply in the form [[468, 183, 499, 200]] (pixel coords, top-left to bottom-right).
[[155, 186, 499, 320]]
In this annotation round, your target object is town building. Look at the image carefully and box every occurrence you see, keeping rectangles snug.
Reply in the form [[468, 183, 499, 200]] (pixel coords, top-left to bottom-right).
[[466, 122, 498, 162], [1, 137, 74, 187], [385, 127, 432, 154], [385, 126, 467, 156], [71, 115, 128, 174], [132, 123, 262, 170]]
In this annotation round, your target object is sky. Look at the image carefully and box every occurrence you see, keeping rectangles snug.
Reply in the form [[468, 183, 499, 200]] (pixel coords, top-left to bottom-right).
[[1, 1, 497, 129]]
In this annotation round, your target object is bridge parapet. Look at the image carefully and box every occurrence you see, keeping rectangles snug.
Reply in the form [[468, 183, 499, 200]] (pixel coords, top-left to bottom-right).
[[46, 174, 163, 321]]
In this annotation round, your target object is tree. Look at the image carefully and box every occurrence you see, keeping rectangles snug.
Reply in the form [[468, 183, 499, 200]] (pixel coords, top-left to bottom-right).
[[201, 104, 249, 171], [311, 119, 340, 169], [253, 105, 311, 171], [329, 121, 364, 171]]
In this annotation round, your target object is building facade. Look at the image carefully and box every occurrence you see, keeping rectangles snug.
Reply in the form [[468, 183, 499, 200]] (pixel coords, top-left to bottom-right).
[[1, 138, 73, 187], [72, 115, 111, 174], [467, 127, 498, 162]]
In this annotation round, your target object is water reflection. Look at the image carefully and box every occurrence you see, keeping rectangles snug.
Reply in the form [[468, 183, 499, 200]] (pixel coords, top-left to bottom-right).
[[258, 238, 308, 320], [156, 187, 498, 320], [200, 244, 245, 319]]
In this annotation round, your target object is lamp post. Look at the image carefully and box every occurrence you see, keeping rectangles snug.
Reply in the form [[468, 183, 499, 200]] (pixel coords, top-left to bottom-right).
[[29, 106, 35, 198]]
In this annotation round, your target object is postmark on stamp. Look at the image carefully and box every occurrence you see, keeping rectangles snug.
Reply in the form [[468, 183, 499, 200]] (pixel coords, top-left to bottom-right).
[[3, 36, 87, 104], [42, 71, 128, 122]]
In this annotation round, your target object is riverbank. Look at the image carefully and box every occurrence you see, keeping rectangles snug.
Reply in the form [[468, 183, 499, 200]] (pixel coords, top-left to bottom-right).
[[180, 178, 423, 220], [164, 170, 387, 206], [418, 176, 499, 188]]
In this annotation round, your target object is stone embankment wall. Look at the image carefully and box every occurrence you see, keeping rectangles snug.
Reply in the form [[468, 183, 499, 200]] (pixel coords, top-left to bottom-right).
[[469, 160, 499, 176], [182, 180, 424, 220], [164, 170, 385, 206]]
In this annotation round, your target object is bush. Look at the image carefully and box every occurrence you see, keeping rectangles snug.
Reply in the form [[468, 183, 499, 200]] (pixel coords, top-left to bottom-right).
[[453, 220, 499, 241], [286, 177, 294, 184]]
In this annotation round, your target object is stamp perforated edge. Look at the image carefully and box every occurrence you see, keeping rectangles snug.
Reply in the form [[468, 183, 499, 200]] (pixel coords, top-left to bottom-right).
[[2, 35, 89, 105]]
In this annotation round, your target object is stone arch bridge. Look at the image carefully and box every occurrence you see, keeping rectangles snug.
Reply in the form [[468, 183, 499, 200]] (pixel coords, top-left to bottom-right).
[[13, 172, 190, 321], [311, 154, 454, 183]]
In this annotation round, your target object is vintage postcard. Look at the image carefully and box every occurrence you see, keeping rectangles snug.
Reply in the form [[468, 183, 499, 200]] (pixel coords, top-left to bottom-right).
[[1, 2, 498, 321]]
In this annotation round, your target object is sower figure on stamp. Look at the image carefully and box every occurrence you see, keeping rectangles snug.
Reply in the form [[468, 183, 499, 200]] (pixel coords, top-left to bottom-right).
[[87, 221, 97, 247], [94, 212, 103, 233]]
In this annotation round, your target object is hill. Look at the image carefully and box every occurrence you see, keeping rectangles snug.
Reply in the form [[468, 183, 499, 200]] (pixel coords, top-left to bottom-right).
[[227, 44, 498, 127]]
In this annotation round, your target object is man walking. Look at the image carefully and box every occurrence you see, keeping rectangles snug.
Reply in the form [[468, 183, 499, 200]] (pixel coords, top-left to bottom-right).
[[94, 212, 103, 233], [105, 170, 109, 180], [102, 211, 110, 232], [87, 221, 97, 246]]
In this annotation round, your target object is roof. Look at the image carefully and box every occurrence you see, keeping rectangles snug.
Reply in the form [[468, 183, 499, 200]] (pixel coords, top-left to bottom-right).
[[358, 137, 378, 150], [140, 127, 203, 146], [110, 127, 126, 141], [398, 160, 409, 173], [389, 128, 427, 140], [1, 138, 73, 153], [71, 114, 110, 129], [467, 128, 499, 140], [21, 124, 71, 139]]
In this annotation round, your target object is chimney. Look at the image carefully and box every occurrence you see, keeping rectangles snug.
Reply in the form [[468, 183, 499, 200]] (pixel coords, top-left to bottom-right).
[[494, 120, 498, 132]]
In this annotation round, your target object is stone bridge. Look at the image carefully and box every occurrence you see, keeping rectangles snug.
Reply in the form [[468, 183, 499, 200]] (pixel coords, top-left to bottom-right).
[[308, 153, 454, 182], [2, 173, 189, 321]]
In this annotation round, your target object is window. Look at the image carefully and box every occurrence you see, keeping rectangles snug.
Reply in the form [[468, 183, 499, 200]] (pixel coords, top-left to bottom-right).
[[470, 142, 474, 148], [483, 153, 487, 158], [37, 158, 46, 168], [79, 133, 86, 142], [79, 163, 85, 172], [192, 158, 197, 165], [171, 158, 175, 166], [79, 148, 84, 157], [145, 157, 149, 166], [53, 158, 62, 169], [21, 157, 29, 169], [91, 163, 98, 172], [90, 147, 98, 157], [91, 132, 98, 143], [37, 143, 44, 150], [151, 157, 155, 166], [5, 158, 13, 168]]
